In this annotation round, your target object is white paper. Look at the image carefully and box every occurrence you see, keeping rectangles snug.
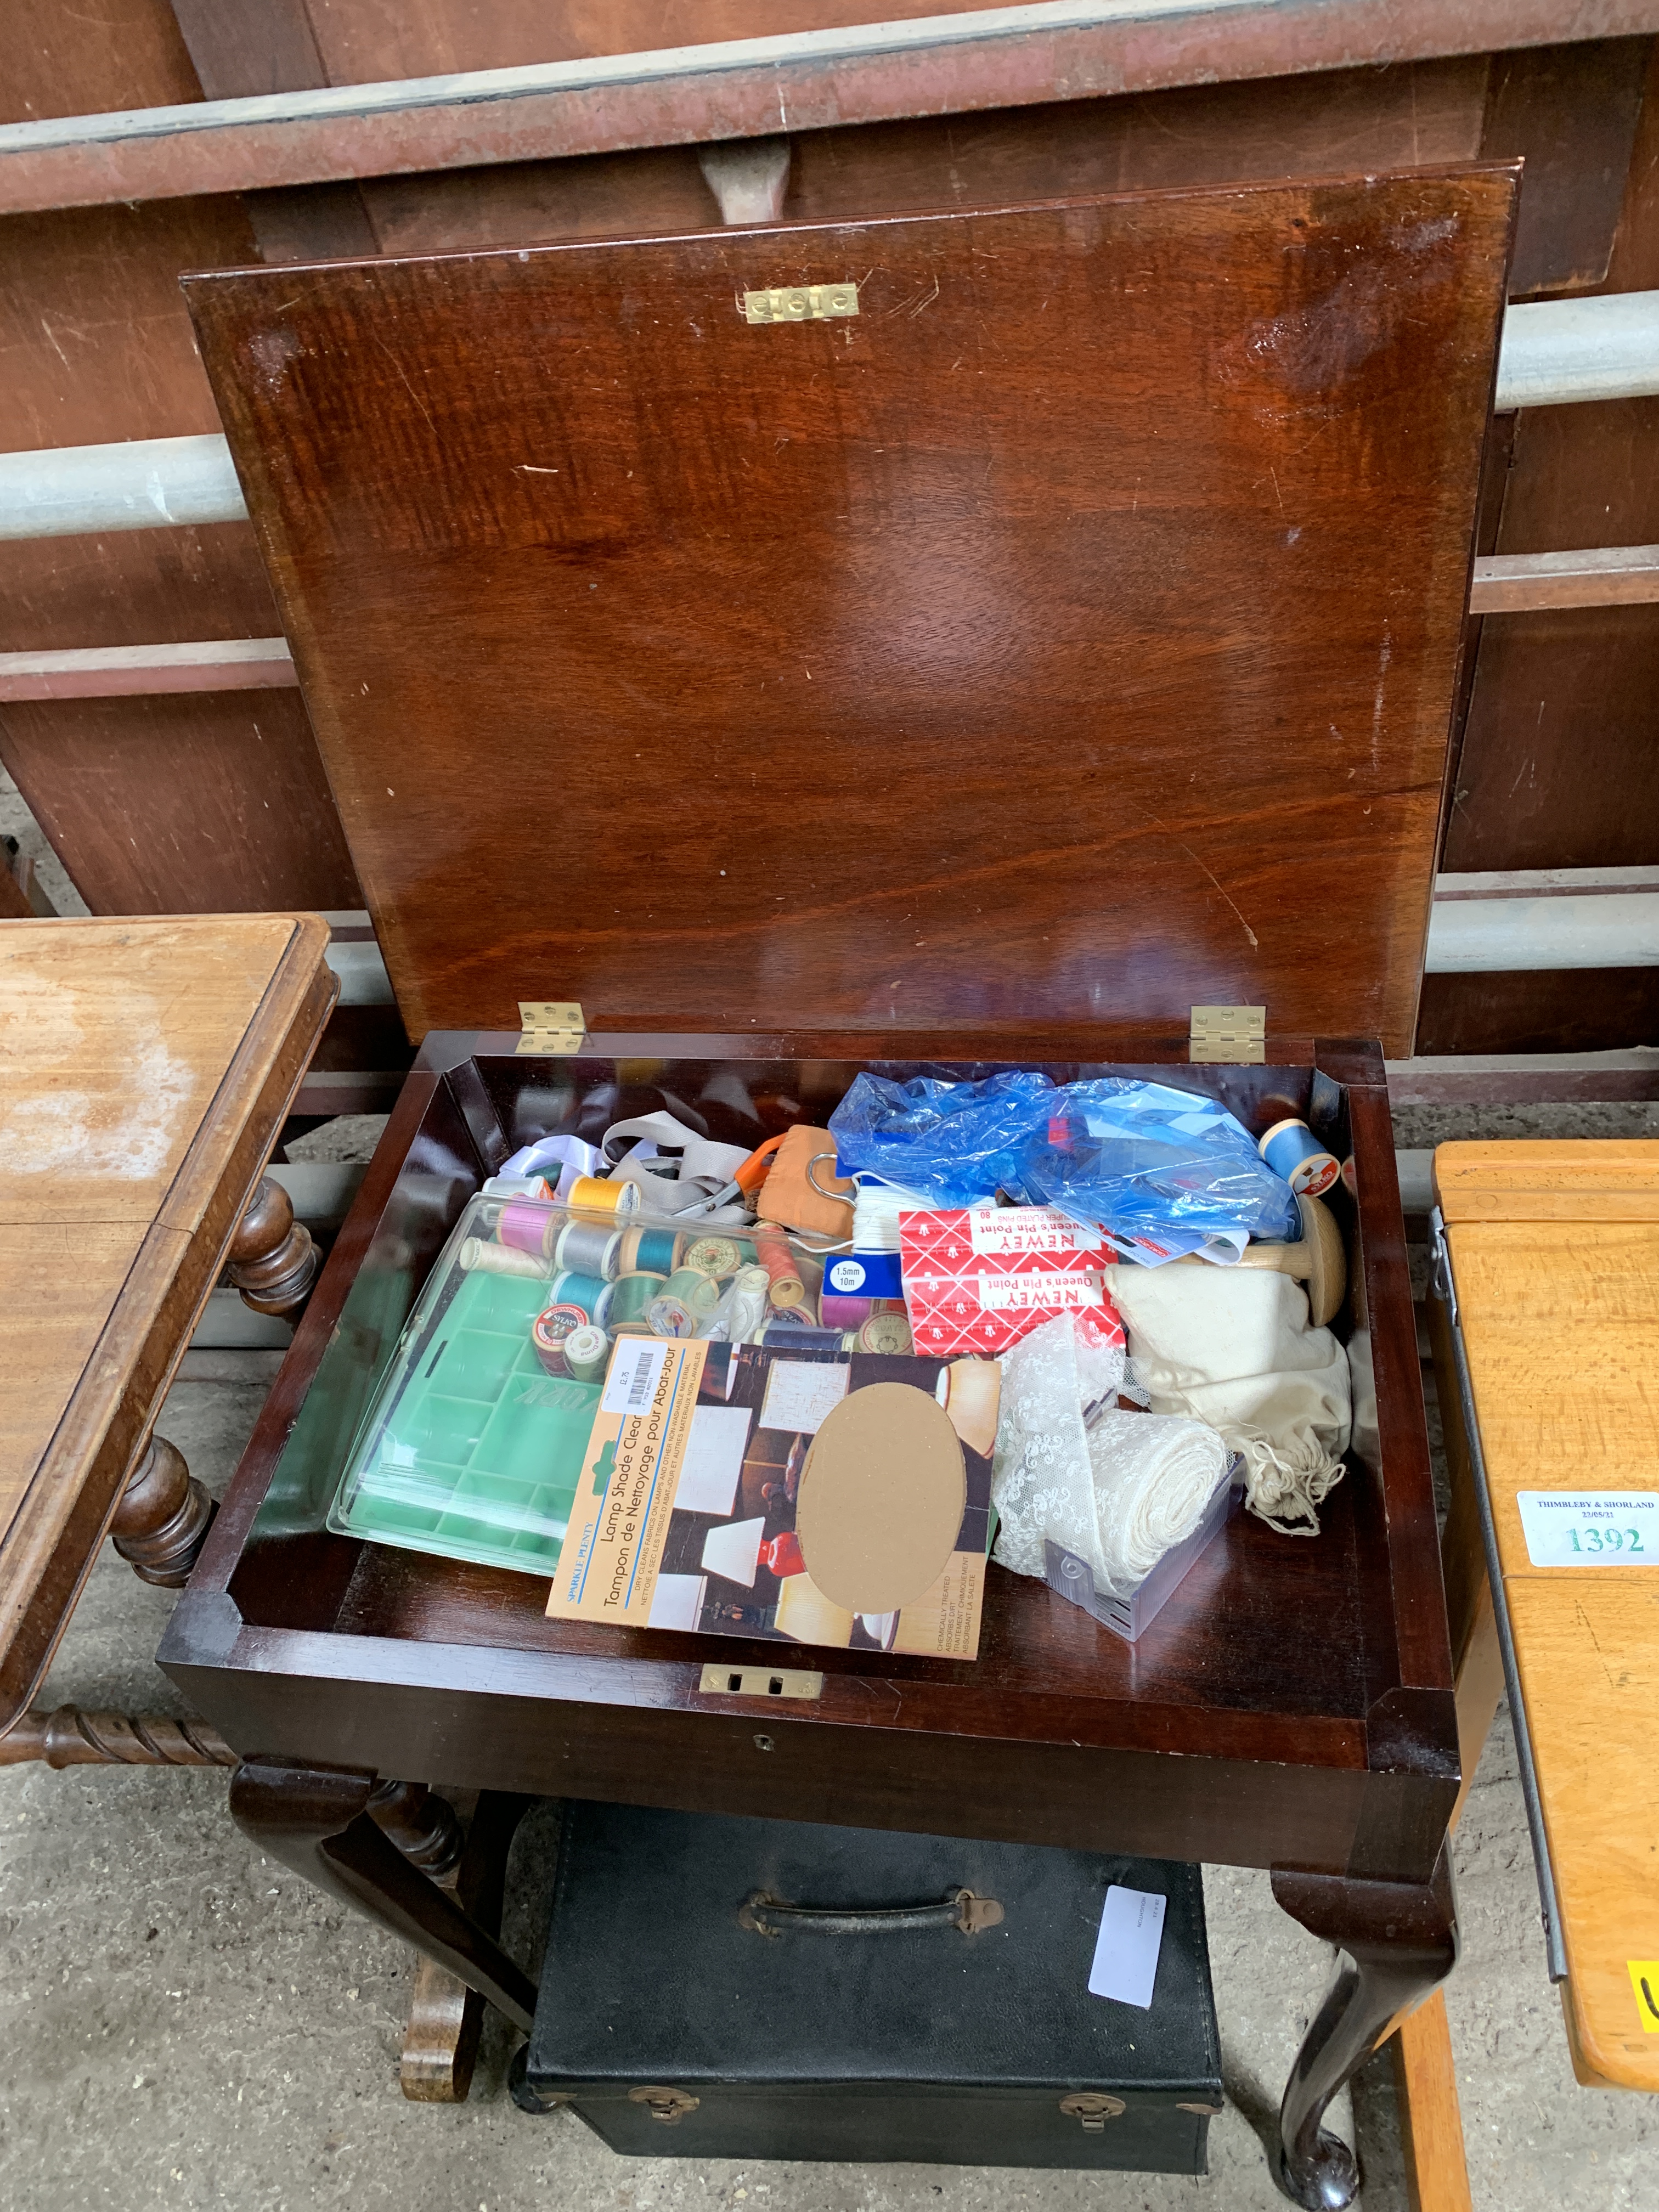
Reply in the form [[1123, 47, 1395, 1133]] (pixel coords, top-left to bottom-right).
[[646, 1573, 706, 1631], [601, 1338, 670, 1417], [701, 1516, 766, 1588], [760, 1359, 850, 1435], [1088, 1885, 1166, 2008], [1516, 1490, 1659, 1567], [673, 1404, 751, 1517]]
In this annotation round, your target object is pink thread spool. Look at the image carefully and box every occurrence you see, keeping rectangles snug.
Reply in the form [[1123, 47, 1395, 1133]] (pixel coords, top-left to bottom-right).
[[499, 1200, 557, 1259]]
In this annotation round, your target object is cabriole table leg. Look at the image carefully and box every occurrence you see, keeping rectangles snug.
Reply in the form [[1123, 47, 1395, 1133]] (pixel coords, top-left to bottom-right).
[[228, 1759, 536, 2035], [1272, 1848, 1458, 2210], [400, 1792, 534, 2103]]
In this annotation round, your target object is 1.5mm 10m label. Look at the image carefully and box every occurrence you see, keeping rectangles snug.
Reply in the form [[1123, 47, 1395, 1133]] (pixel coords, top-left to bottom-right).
[[1516, 1491, 1659, 1567]]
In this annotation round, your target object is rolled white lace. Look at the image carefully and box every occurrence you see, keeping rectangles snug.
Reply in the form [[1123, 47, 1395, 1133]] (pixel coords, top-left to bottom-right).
[[1086, 1411, 1229, 1590]]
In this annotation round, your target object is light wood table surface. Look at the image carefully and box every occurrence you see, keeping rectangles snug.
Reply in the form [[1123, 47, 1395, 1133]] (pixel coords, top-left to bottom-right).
[[0, 914, 336, 1748], [1436, 1141, 1659, 2091], [1396, 1140, 1659, 2212]]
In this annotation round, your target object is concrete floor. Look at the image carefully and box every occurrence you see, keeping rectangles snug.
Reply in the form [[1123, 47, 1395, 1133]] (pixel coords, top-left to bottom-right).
[[5, 1066, 1659, 2204]]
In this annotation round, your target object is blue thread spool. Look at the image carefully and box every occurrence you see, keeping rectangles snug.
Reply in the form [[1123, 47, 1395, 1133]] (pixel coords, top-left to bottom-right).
[[628, 1226, 684, 1277], [548, 1269, 614, 1327], [1259, 1119, 1340, 1199]]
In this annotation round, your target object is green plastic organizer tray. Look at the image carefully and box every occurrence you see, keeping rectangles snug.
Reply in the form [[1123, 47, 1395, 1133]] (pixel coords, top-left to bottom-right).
[[329, 1251, 600, 1577]]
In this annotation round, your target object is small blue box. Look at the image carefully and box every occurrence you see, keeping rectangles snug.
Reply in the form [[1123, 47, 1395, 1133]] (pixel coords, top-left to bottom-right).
[[824, 1250, 904, 1299]]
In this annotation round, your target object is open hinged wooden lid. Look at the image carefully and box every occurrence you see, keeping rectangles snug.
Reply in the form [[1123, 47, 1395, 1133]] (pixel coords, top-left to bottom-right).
[[185, 168, 1514, 1055]]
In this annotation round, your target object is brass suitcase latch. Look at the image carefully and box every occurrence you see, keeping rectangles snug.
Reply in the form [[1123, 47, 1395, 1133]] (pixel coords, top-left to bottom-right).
[[628, 2085, 700, 2125], [1189, 1005, 1265, 1064], [517, 1001, 586, 1056], [1059, 2092, 1127, 2132]]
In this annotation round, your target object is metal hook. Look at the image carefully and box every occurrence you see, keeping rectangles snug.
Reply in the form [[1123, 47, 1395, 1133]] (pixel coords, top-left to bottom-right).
[[805, 1151, 849, 1203]]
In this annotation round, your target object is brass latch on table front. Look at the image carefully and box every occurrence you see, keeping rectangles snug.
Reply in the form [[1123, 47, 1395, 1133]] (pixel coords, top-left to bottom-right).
[[517, 1001, 585, 1055], [1189, 1005, 1266, 1064]]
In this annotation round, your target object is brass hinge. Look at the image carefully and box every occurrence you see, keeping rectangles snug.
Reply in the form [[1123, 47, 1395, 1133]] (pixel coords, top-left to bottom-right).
[[1189, 1005, 1265, 1064], [517, 1001, 585, 1056], [628, 2085, 700, 2125]]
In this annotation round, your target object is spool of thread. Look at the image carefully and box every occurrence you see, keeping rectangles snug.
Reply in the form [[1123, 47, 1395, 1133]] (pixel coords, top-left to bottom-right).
[[610, 1321, 657, 1341], [459, 1238, 546, 1280], [1259, 1118, 1341, 1199], [754, 1231, 806, 1311], [620, 1224, 684, 1277], [647, 1295, 696, 1339], [649, 1266, 725, 1338], [548, 1269, 614, 1327], [565, 1324, 610, 1383], [532, 1302, 588, 1376], [497, 1200, 558, 1259], [763, 1324, 844, 1352], [859, 1311, 913, 1356], [608, 1271, 668, 1328], [683, 1234, 744, 1280], [668, 1267, 724, 1313], [819, 1292, 875, 1329], [567, 1174, 638, 1218], [725, 1264, 772, 1344], [554, 1219, 623, 1281]]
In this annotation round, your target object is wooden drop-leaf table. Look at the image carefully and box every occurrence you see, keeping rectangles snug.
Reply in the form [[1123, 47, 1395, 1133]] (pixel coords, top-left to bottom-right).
[[0, 914, 334, 1762]]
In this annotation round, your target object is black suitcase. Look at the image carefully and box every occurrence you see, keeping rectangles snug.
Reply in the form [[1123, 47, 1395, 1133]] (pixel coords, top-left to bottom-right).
[[511, 1803, 1222, 2172]]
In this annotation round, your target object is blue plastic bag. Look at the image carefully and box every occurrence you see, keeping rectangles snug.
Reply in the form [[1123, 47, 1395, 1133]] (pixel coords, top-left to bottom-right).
[[827, 1070, 1055, 1206], [1018, 1078, 1298, 1246]]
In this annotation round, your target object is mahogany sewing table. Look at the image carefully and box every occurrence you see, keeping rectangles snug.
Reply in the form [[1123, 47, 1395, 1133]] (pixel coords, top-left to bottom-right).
[[157, 165, 1517, 2206]]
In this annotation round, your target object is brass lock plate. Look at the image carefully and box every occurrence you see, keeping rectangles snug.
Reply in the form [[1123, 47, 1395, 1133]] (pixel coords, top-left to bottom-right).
[[743, 283, 860, 324], [698, 1663, 823, 1701]]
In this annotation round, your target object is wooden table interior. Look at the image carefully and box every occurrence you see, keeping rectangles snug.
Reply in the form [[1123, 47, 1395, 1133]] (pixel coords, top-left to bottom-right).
[[167, 1030, 1443, 1861]]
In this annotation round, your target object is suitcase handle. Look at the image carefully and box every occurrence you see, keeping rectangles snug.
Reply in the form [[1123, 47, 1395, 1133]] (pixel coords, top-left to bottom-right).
[[738, 1887, 1003, 1937]]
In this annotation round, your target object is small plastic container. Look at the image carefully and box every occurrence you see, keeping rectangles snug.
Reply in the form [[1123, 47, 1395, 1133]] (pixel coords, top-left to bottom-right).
[[1041, 1460, 1243, 1641], [328, 1192, 827, 1577]]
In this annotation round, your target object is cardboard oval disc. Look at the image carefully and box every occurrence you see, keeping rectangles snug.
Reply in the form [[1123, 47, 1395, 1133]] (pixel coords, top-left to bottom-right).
[[794, 1383, 966, 1614]]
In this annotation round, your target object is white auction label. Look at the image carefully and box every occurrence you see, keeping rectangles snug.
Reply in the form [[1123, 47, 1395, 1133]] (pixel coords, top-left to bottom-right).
[[600, 1337, 670, 1417], [1516, 1491, 1659, 1567]]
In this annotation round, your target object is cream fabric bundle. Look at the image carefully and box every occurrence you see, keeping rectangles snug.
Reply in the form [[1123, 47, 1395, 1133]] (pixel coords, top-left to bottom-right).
[[1085, 1409, 1231, 1590], [1104, 1265, 1351, 1537], [991, 1312, 1228, 1595]]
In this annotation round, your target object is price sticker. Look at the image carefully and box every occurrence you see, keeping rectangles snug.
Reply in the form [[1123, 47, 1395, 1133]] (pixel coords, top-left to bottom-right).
[[1516, 1491, 1659, 1567]]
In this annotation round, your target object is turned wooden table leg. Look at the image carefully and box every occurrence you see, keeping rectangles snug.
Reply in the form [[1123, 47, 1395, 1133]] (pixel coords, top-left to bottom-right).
[[228, 1758, 536, 2034], [228, 1175, 319, 1317], [401, 1792, 534, 2103], [368, 1778, 462, 1876], [0, 1705, 235, 1767], [1272, 1847, 1458, 2211], [110, 1436, 216, 1587]]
